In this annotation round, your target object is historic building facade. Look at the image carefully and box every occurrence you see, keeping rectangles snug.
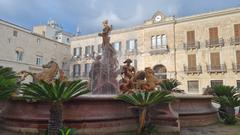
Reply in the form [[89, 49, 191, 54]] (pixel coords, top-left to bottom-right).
[[0, 19, 71, 79], [70, 7, 240, 94]]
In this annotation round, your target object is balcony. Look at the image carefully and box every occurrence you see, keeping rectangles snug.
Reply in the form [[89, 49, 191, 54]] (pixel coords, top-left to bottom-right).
[[230, 37, 240, 45], [71, 55, 82, 61], [206, 64, 227, 73], [206, 38, 224, 48], [183, 42, 200, 50], [232, 63, 240, 72], [184, 65, 202, 74], [149, 45, 169, 55]]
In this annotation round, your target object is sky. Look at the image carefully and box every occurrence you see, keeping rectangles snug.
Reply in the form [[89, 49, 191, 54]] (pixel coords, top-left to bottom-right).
[[0, 0, 240, 35]]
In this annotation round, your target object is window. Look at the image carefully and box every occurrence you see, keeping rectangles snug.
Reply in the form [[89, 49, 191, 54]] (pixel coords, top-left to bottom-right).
[[36, 56, 43, 66], [16, 51, 23, 62], [98, 44, 102, 53], [236, 50, 240, 65], [73, 47, 82, 57], [67, 38, 70, 43], [37, 38, 40, 45], [85, 46, 91, 56], [187, 31, 195, 45], [161, 34, 167, 46], [113, 42, 121, 52], [133, 60, 137, 70], [234, 24, 240, 38], [156, 35, 161, 46], [209, 27, 218, 42], [42, 31, 45, 36], [84, 63, 91, 76], [151, 36, 156, 48], [151, 35, 167, 48], [126, 39, 137, 52], [188, 81, 199, 93], [210, 52, 220, 69], [211, 80, 223, 88], [91, 45, 94, 54], [188, 54, 196, 71], [237, 80, 240, 89], [13, 30, 18, 37], [73, 64, 81, 77]]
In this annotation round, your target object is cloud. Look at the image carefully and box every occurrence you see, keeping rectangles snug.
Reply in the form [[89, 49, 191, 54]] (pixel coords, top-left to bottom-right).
[[0, 0, 239, 34]]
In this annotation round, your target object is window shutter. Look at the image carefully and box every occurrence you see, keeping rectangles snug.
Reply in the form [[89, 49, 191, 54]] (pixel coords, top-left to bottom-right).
[[210, 52, 220, 68], [119, 42, 122, 51], [135, 39, 138, 50], [188, 54, 196, 71], [234, 24, 240, 38], [73, 48, 77, 56], [209, 27, 218, 41], [126, 40, 130, 50], [79, 47, 82, 56], [187, 31, 195, 44], [236, 51, 240, 65], [91, 46, 94, 54]]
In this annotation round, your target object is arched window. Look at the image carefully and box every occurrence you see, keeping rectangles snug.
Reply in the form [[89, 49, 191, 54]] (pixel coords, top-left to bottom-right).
[[161, 34, 167, 46], [153, 65, 167, 79], [15, 48, 24, 62]]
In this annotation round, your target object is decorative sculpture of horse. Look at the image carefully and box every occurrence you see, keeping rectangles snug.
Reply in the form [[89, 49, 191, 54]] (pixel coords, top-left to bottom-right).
[[120, 67, 162, 93], [17, 61, 59, 83]]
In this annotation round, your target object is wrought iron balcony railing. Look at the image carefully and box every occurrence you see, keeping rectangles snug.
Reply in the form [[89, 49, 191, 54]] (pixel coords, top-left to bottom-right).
[[183, 65, 202, 74], [149, 45, 169, 55], [232, 63, 240, 72], [230, 37, 240, 45], [71, 55, 83, 61], [183, 41, 200, 50], [206, 64, 227, 73], [206, 38, 224, 48]]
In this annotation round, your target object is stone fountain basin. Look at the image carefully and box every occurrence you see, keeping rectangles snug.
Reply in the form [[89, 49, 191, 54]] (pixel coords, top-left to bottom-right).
[[0, 94, 218, 134]]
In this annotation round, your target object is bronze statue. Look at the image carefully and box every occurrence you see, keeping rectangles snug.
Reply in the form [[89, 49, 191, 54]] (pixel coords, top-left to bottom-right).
[[119, 59, 162, 93], [90, 20, 119, 94], [98, 20, 112, 46], [17, 61, 60, 83]]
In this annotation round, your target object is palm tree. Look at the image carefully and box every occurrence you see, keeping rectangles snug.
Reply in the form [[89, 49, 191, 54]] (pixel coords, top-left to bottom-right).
[[159, 79, 182, 93], [117, 90, 174, 135], [21, 79, 89, 135], [212, 85, 240, 124], [0, 67, 17, 100]]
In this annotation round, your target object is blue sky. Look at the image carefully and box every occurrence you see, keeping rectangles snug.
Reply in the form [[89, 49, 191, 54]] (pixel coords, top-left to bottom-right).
[[0, 0, 240, 35]]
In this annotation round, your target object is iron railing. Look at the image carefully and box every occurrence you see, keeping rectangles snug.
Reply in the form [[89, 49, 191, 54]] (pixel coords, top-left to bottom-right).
[[232, 63, 240, 72], [183, 65, 202, 74], [206, 38, 224, 48], [230, 37, 240, 45], [206, 64, 227, 73], [183, 41, 200, 50]]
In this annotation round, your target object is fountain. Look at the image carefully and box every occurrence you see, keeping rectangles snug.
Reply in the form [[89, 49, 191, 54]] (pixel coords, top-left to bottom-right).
[[0, 21, 218, 135], [89, 20, 119, 95]]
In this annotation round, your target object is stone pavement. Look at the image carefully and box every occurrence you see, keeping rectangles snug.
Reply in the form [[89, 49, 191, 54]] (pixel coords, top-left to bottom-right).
[[0, 123, 240, 135]]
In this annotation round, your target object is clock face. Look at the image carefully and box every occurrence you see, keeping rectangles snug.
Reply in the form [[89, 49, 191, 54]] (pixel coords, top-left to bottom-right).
[[155, 15, 162, 22]]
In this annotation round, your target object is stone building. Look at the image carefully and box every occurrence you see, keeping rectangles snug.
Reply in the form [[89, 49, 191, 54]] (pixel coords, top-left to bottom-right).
[[70, 7, 240, 94], [33, 20, 73, 45], [0, 19, 71, 79]]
